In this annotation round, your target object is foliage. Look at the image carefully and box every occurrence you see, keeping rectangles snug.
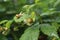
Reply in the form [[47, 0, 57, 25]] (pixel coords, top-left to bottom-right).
[[0, 0, 60, 40]]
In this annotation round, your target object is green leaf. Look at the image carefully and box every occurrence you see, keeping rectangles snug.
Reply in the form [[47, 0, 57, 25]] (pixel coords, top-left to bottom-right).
[[40, 24, 59, 38], [19, 23, 40, 40], [3, 20, 13, 35], [0, 34, 8, 40], [30, 11, 36, 22], [5, 20, 13, 28], [0, 20, 8, 24], [54, 0, 60, 7], [43, 16, 60, 23], [58, 38, 60, 40], [40, 8, 55, 16], [35, 0, 40, 4]]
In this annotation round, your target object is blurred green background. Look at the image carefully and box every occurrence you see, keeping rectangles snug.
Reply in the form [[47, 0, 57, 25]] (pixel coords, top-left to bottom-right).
[[0, 0, 34, 20]]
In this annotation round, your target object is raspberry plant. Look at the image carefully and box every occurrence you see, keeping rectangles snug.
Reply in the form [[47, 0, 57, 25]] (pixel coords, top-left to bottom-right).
[[0, 0, 60, 40]]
